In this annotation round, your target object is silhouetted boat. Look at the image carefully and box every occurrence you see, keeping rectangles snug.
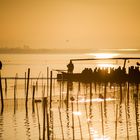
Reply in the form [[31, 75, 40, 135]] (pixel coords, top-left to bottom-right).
[[57, 57, 140, 83]]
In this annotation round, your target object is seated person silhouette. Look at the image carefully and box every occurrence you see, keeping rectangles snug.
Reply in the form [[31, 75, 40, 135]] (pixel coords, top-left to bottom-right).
[[67, 60, 74, 73], [136, 62, 140, 66]]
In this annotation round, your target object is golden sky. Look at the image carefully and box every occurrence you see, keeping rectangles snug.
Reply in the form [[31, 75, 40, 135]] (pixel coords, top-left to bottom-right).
[[0, 0, 140, 50]]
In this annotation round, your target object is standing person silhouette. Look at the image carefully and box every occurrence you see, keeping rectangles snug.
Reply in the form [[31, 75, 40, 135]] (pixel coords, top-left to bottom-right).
[[0, 61, 2, 70], [67, 60, 74, 73]]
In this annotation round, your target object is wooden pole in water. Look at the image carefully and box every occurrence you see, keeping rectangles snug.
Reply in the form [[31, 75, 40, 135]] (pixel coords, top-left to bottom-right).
[[84, 85, 91, 140], [66, 107, 70, 139], [25, 68, 30, 111], [120, 83, 122, 104], [59, 81, 62, 107], [14, 73, 18, 114], [32, 85, 35, 113], [71, 98, 75, 140], [77, 82, 83, 140], [36, 81, 38, 93], [77, 82, 80, 108], [89, 82, 92, 116], [53, 77, 55, 96], [42, 75, 44, 95], [43, 97, 47, 140], [58, 107, 64, 140], [46, 113, 50, 140], [46, 98, 50, 140], [5, 78, 7, 96], [135, 83, 139, 140], [35, 102, 41, 140], [115, 104, 118, 140], [99, 83, 101, 95], [50, 110, 54, 139], [90, 82, 92, 101], [42, 84, 45, 99], [25, 72, 26, 95], [125, 100, 129, 140], [127, 82, 130, 105], [78, 115, 83, 140], [101, 102, 104, 137], [66, 81, 69, 107], [50, 71, 52, 108], [47, 67, 49, 98], [94, 82, 97, 93], [61, 75, 64, 107], [0, 72, 4, 114], [78, 81, 80, 92], [104, 83, 107, 118], [135, 96, 139, 140]]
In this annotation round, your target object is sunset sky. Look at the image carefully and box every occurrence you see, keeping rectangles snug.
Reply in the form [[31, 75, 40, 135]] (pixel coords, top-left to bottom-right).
[[0, 0, 140, 50]]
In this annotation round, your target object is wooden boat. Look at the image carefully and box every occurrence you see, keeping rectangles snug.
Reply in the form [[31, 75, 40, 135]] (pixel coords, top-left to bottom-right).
[[57, 57, 140, 83]]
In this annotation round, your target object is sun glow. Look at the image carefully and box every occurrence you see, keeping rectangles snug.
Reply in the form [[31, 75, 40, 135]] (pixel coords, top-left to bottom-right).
[[97, 63, 115, 68], [118, 49, 139, 51], [79, 98, 116, 103], [90, 127, 111, 140], [73, 111, 82, 116], [88, 53, 119, 58]]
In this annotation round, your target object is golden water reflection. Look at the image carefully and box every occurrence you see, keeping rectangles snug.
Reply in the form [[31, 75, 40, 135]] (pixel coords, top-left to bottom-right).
[[0, 76, 140, 140]]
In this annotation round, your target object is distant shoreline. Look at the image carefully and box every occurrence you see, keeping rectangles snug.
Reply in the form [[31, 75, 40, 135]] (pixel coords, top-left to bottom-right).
[[0, 48, 140, 54], [0, 48, 90, 54]]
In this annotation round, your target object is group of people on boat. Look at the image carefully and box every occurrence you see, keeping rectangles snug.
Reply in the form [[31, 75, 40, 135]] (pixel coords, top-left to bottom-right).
[[81, 65, 140, 83], [65, 60, 140, 83]]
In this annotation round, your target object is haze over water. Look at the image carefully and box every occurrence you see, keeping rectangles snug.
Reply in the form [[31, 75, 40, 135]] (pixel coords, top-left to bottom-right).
[[0, 52, 140, 77]]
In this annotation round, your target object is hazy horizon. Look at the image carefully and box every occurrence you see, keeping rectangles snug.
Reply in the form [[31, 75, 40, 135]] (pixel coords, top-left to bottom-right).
[[1, 0, 140, 50], [0, 47, 140, 55]]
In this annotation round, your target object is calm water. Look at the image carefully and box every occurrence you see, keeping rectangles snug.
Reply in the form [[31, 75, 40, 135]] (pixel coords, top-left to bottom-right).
[[1, 53, 140, 77], [0, 53, 140, 140]]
